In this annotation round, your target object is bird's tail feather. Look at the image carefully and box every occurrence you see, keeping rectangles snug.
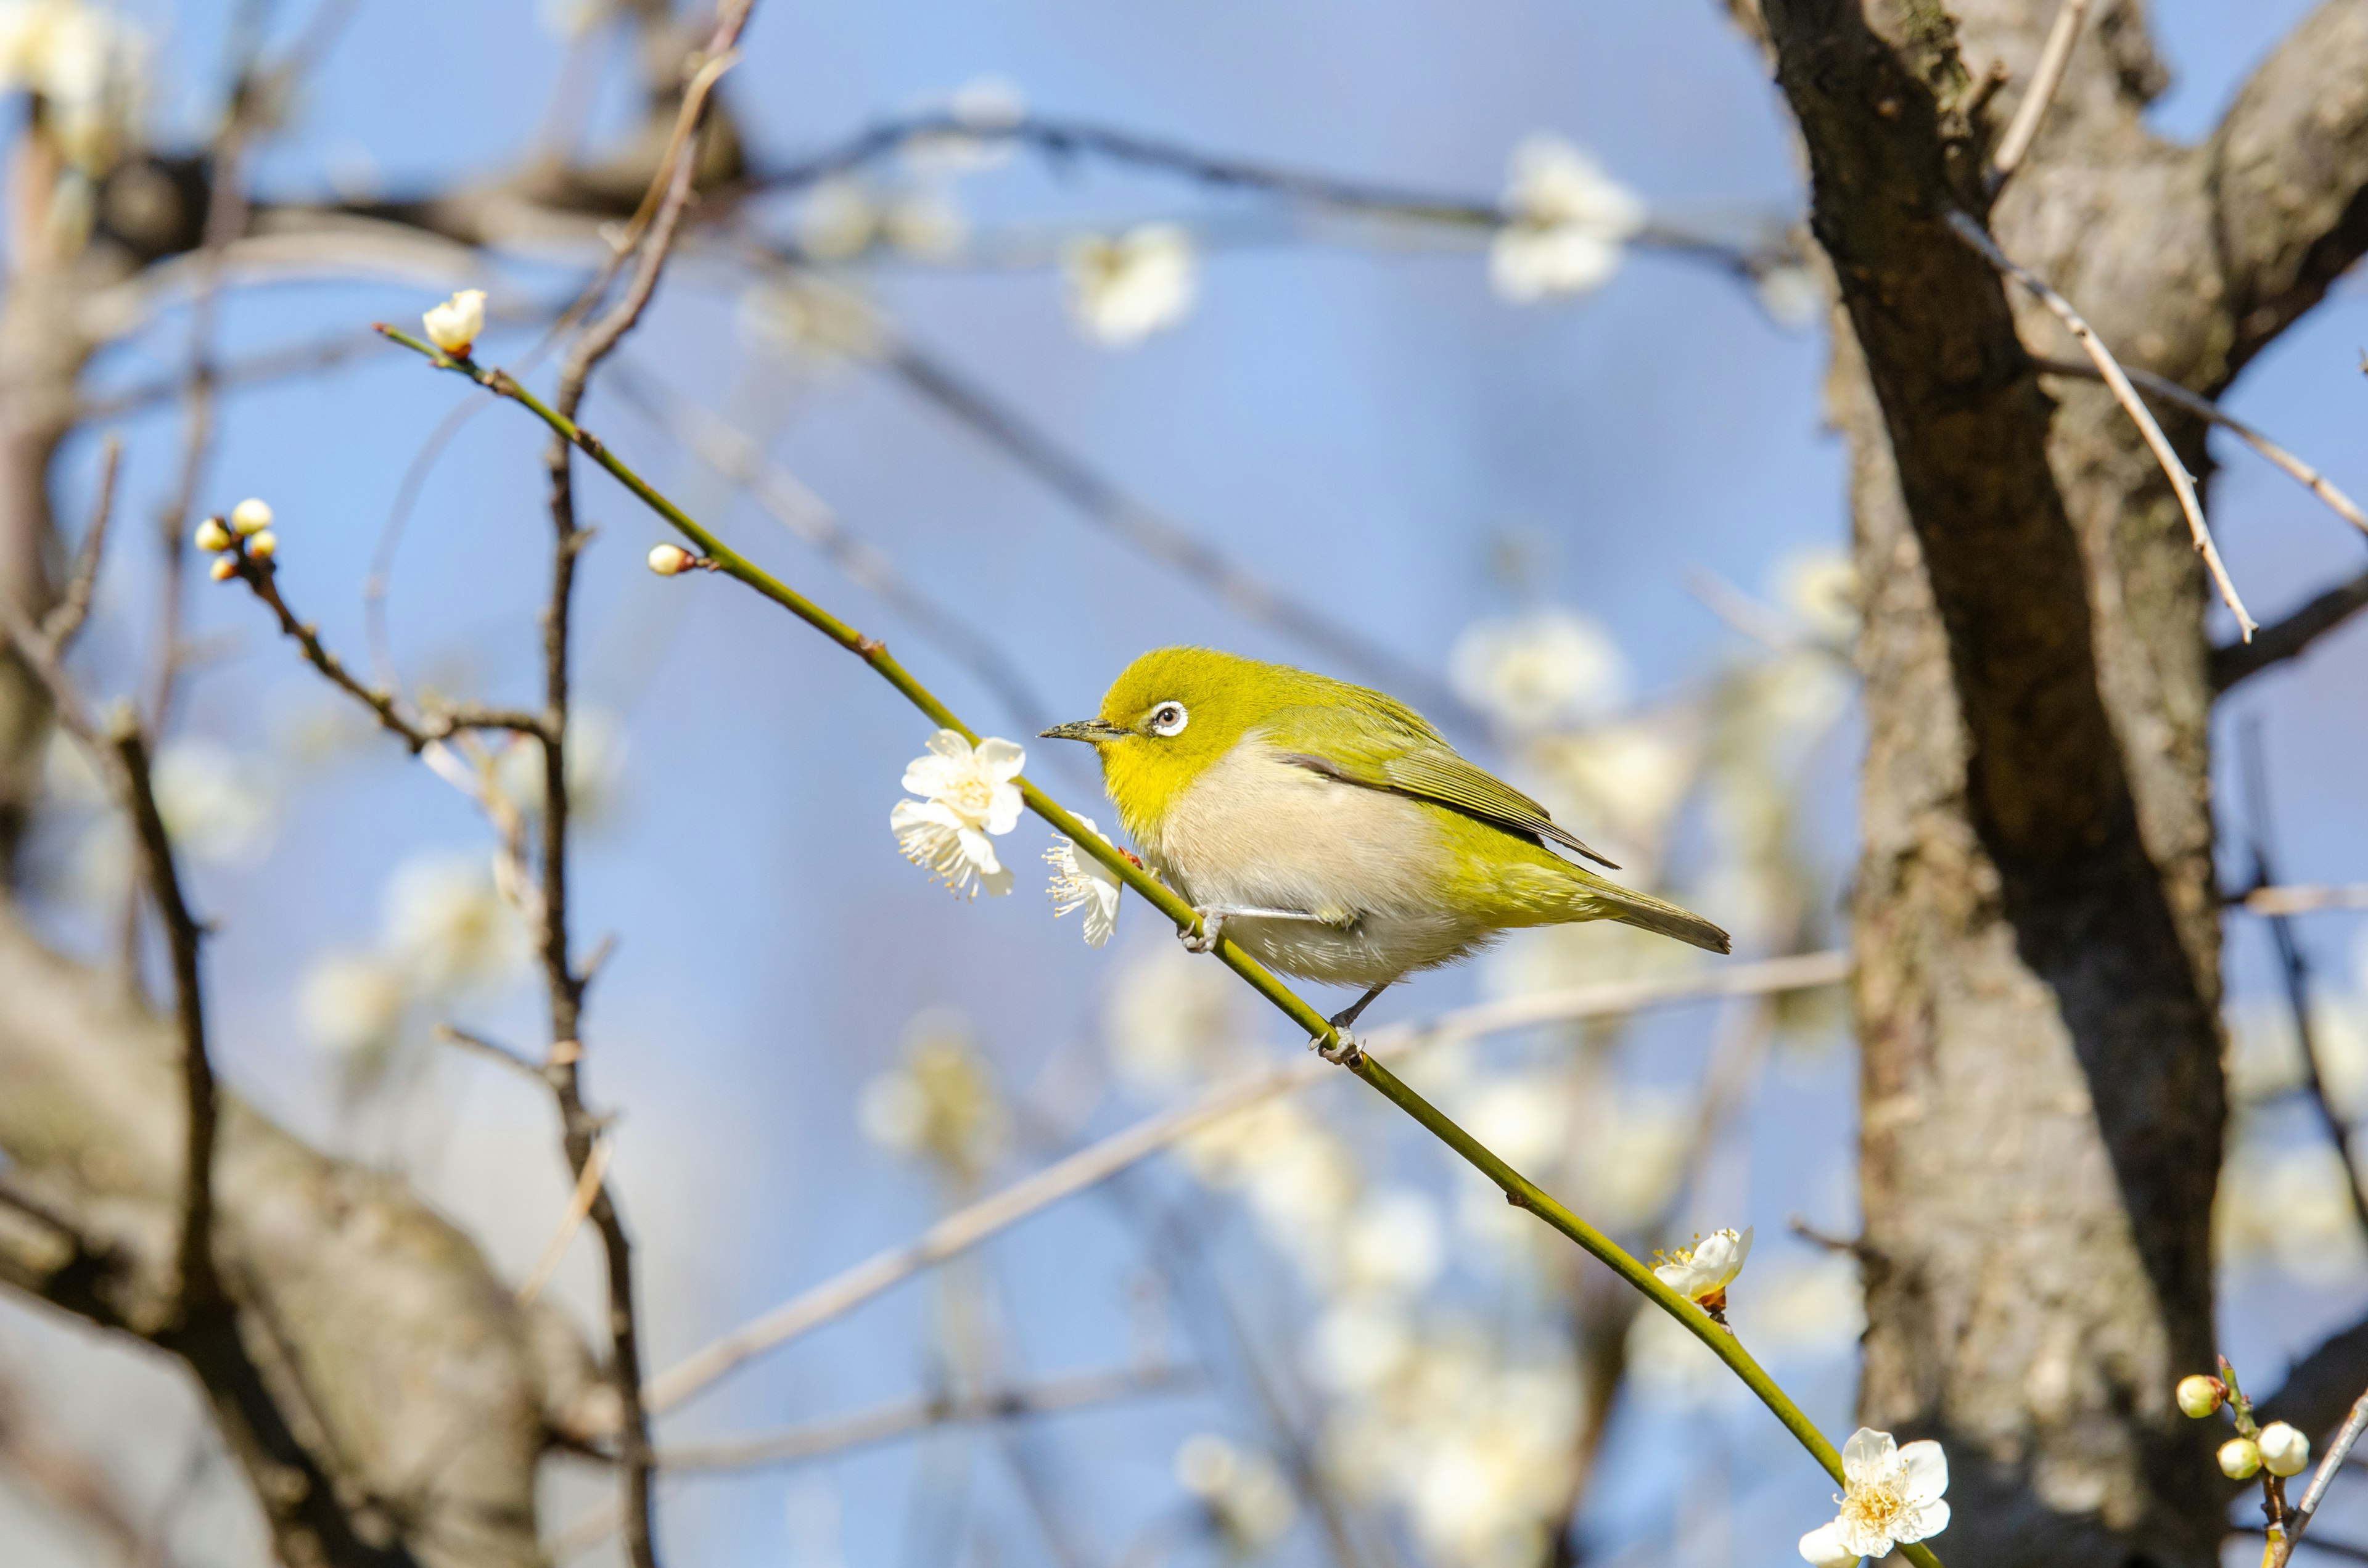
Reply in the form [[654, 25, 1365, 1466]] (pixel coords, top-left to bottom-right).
[[1589, 882, 1732, 955]]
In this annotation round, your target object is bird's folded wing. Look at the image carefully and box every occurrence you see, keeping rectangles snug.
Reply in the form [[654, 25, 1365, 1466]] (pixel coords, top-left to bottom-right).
[[1273, 720, 1620, 870]]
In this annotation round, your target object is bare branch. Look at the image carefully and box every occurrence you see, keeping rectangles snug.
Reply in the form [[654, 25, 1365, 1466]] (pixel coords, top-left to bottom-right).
[[109, 724, 220, 1313], [2211, 0, 2368, 376], [533, 12, 757, 1567], [516, 1135, 611, 1310], [1987, 0, 2090, 190], [2238, 721, 2368, 1239], [1946, 208, 2255, 638], [2213, 566, 2368, 695], [552, 1365, 1194, 1561], [2033, 357, 2367, 538], [2234, 885, 2368, 917], [643, 951, 1847, 1414], [39, 435, 120, 652], [2275, 1387, 2368, 1566]]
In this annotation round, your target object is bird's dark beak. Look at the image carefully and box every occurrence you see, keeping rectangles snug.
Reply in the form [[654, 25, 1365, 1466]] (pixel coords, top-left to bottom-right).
[[1040, 720, 1130, 744]]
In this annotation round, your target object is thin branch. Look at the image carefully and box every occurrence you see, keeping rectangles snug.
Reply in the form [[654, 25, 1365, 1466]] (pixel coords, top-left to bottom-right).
[[2240, 720, 2368, 1241], [532, 12, 754, 1567], [2033, 356, 2368, 538], [641, 951, 1847, 1414], [41, 435, 121, 652], [221, 546, 546, 750], [1988, 0, 2092, 189], [2214, 567, 2368, 694], [1945, 208, 2256, 639], [882, 339, 1481, 733], [516, 1135, 612, 1309], [378, 329, 1935, 1566], [2236, 885, 2368, 917], [109, 723, 220, 1313], [550, 1366, 1193, 1562], [431, 1022, 551, 1086], [2276, 1387, 2368, 1566]]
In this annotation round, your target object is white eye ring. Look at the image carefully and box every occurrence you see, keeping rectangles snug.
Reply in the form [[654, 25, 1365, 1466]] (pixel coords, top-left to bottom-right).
[[1148, 701, 1189, 737]]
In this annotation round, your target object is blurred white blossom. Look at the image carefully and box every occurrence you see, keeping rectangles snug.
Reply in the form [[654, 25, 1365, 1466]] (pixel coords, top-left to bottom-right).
[[1045, 816, 1123, 947], [152, 738, 278, 864], [298, 951, 406, 1056], [0, 0, 145, 172], [1175, 1434, 1297, 1555], [1061, 224, 1198, 347], [1104, 942, 1241, 1090], [1745, 1255, 1867, 1353], [2219, 1139, 2368, 1280], [796, 178, 878, 261], [493, 708, 627, 825], [880, 187, 968, 259], [1798, 1427, 1950, 1564], [1449, 607, 1626, 731], [1342, 1188, 1445, 1295], [742, 276, 884, 363], [1754, 263, 1822, 328], [891, 730, 1024, 898], [384, 852, 528, 994], [1775, 548, 1861, 644], [1489, 135, 1645, 303], [858, 1009, 1006, 1183]]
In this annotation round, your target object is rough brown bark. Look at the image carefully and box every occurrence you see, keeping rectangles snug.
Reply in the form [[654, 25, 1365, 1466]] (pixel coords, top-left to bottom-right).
[[1744, 2, 2368, 1561], [0, 912, 610, 1566]]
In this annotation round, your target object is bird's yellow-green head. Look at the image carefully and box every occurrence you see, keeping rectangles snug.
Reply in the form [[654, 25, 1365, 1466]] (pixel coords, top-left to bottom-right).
[[1041, 646, 1309, 842]]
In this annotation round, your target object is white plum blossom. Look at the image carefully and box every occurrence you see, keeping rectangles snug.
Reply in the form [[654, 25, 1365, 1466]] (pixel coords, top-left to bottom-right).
[[422, 289, 485, 356], [0, 0, 146, 173], [1655, 1226, 1753, 1310], [1061, 224, 1198, 347], [1449, 607, 1626, 731], [384, 852, 528, 994], [2259, 1421, 2311, 1477], [891, 729, 1024, 897], [1174, 1434, 1297, 1554], [1798, 1427, 1950, 1565], [297, 951, 406, 1056], [1489, 134, 1646, 303], [1043, 815, 1123, 946]]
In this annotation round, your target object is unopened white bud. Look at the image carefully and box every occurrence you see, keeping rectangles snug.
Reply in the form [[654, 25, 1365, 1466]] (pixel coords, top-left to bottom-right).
[[193, 517, 231, 552], [647, 543, 696, 577], [2218, 1437, 2262, 1480], [231, 498, 273, 536], [208, 555, 237, 583], [247, 530, 277, 560], [2175, 1374, 2224, 1419], [2259, 1422, 2310, 1477], [423, 289, 487, 356]]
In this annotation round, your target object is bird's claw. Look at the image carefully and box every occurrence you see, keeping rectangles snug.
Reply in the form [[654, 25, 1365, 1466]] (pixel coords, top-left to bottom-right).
[[1315, 1028, 1363, 1067], [1180, 909, 1223, 954]]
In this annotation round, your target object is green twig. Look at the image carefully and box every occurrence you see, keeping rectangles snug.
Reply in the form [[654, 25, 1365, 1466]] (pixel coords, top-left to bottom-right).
[[374, 323, 1942, 1564]]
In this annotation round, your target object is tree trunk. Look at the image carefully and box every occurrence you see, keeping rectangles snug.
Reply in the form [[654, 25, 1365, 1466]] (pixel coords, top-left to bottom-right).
[[1737, 1, 2368, 1560]]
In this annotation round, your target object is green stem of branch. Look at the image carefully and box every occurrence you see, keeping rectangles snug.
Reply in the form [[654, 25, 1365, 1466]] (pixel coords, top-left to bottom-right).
[[374, 324, 1941, 1563]]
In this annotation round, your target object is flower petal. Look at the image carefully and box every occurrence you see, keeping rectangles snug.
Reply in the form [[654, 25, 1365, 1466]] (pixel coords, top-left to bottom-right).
[[1896, 1497, 1949, 1545], [1840, 1427, 1895, 1485], [924, 729, 972, 761], [902, 754, 961, 796], [974, 737, 1025, 779], [982, 781, 1024, 835], [1897, 1440, 1948, 1507], [1796, 1521, 1858, 1568], [956, 826, 1003, 877]]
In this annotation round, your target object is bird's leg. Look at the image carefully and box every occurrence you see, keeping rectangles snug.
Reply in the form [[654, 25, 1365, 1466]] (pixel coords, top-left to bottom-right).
[[1179, 905, 1326, 954], [1318, 982, 1391, 1065]]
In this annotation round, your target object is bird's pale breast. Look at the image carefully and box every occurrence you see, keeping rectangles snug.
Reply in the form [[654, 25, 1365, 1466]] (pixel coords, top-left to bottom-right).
[[1141, 738, 1500, 987]]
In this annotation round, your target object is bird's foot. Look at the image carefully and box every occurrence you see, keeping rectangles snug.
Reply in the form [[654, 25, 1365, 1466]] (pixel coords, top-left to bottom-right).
[[1315, 1006, 1367, 1067], [1180, 909, 1224, 954]]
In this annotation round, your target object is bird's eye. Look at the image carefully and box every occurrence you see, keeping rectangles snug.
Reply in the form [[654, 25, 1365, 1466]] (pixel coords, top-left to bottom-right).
[[1148, 701, 1188, 737]]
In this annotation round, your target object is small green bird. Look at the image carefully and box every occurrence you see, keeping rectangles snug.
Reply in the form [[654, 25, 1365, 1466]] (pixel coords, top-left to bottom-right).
[[1042, 647, 1730, 1046]]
